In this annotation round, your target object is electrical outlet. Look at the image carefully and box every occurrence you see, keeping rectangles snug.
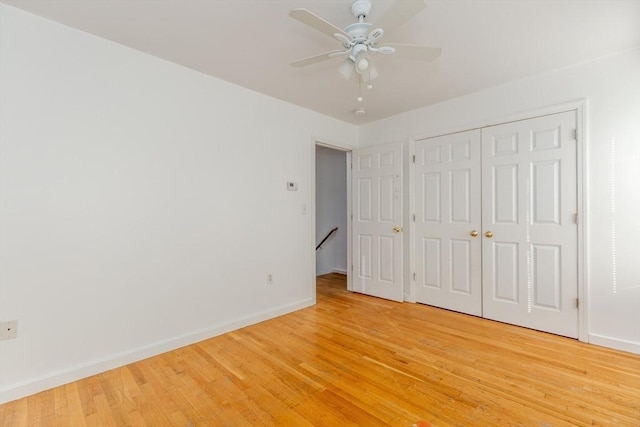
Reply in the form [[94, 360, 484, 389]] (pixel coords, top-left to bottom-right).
[[267, 273, 273, 285], [0, 320, 18, 341]]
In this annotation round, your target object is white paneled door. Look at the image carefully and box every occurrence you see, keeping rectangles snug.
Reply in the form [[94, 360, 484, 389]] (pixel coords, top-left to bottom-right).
[[482, 111, 578, 338], [412, 111, 579, 338], [414, 130, 482, 315], [352, 143, 403, 302]]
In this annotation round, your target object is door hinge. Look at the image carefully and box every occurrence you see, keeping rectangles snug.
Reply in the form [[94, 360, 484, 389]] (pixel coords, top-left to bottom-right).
[[413, 272, 416, 281], [574, 213, 579, 224], [412, 155, 416, 163], [351, 264, 354, 272], [350, 162, 353, 169], [573, 129, 578, 140], [412, 213, 416, 222], [575, 298, 580, 309]]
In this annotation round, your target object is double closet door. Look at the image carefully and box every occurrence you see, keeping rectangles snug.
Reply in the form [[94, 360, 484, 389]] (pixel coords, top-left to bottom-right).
[[414, 111, 579, 338]]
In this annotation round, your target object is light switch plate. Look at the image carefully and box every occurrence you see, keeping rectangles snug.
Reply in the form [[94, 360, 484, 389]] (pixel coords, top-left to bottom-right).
[[286, 181, 298, 191]]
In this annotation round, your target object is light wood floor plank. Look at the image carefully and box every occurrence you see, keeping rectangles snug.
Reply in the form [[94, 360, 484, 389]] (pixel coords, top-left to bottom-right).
[[1, 273, 639, 426]]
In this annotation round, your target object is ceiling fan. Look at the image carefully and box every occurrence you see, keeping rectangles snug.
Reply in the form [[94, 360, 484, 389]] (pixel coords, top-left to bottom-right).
[[289, 0, 441, 85]]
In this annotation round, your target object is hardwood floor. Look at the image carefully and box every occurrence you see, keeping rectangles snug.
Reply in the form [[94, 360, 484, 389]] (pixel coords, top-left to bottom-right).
[[1, 273, 639, 426]]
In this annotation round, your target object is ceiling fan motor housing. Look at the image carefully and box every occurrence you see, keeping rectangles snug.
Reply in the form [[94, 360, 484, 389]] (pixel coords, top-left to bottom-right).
[[351, 0, 372, 19], [345, 22, 372, 39]]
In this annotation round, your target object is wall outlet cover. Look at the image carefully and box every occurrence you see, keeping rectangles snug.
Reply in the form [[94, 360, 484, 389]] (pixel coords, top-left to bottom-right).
[[0, 320, 18, 340]]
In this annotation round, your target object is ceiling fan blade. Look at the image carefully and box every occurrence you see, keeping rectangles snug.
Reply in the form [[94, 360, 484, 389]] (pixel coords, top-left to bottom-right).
[[373, 0, 427, 35], [291, 50, 346, 68], [368, 28, 384, 45], [384, 44, 442, 61], [334, 32, 353, 49], [328, 50, 351, 58], [290, 8, 349, 39], [370, 46, 396, 55]]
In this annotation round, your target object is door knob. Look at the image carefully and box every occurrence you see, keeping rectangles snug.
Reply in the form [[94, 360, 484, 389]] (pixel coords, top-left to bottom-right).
[[470, 230, 478, 237], [393, 227, 403, 233], [485, 231, 494, 238]]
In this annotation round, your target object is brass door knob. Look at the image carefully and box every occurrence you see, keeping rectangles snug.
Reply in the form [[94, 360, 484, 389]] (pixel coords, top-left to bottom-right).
[[393, 227, 403, 233], [470, 230, 478, 237], [485, 231, 494, 238]]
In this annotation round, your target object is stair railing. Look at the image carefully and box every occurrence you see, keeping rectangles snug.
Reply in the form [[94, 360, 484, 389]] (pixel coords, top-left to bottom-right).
[[316, 227, 338, 251]]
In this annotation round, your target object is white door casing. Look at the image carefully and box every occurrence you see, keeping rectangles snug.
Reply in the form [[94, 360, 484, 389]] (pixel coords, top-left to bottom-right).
[[414, 130, 482, 315], [481, 111, 578, 338], [352, 142, 403, 302]]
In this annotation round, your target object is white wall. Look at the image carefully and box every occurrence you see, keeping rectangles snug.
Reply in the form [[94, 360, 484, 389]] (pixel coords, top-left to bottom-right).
[[0, 4, 357, 403], [1, 3, 637, 406], [315, 147, 348, 276], [359, 48, 640, 354]]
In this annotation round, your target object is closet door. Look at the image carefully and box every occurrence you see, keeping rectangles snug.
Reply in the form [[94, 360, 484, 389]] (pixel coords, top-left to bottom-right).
[[481, 111, 579, 338], [414, 130, 482, 315]]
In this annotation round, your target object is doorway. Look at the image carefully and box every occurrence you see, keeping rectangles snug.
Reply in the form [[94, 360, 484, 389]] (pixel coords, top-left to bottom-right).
[[314, 143, 352, 293]]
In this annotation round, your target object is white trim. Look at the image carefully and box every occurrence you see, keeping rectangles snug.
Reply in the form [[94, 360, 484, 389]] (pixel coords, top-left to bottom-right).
[[400, 141, 406, 302], [332, 269, 348, 275], [310, 138, 317, 305], [0, 298, 314, 405], [315, 140, 355, 152], [588, 334, 640, 355], [575, 101, 589, 343], [406, 138, 417, 303], [346, 151, 353, 292], [413, 99, 589, 142]]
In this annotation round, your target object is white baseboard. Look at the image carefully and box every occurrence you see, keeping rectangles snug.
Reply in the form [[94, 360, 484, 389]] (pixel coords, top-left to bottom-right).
[[332, 269, 348, 275], [588, 333, 640, 355], [0, 298, 314, 405]]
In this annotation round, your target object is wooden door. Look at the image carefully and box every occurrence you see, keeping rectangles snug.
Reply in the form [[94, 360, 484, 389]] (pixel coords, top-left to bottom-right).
[[481, 111, 579, 338], [352, 142, 404, 302], [414, 130, 482, 315]]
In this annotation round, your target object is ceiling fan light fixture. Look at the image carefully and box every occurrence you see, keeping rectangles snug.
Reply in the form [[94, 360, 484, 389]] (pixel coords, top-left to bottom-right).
[[357, 57, 369, 72], [355, 53, 372, 74], [337, 58, 355, 80]]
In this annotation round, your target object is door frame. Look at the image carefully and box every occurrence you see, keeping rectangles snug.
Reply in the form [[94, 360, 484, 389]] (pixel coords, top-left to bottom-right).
[[409, 99, 588, 342], [311, 138, 355, 301]]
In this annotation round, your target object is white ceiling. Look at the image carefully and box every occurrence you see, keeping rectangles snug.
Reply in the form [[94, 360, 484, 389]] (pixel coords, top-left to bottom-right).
[[3, 0, 639, 124]]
